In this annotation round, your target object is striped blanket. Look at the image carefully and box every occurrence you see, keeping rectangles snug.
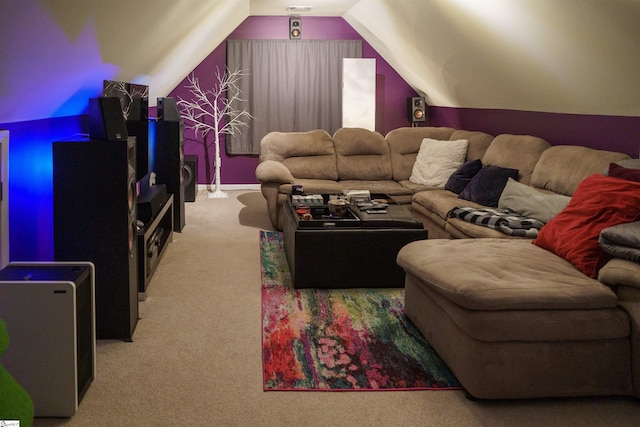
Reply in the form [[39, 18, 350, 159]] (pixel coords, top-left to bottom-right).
[[447, 207, 545, 238]]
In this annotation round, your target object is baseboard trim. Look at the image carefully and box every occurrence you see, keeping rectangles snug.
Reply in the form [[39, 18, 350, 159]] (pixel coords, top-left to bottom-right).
[[197, 184, 260, 191]]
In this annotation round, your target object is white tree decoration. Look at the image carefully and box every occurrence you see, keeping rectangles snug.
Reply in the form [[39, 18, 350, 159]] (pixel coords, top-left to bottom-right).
[[177, 66, 253, 198]]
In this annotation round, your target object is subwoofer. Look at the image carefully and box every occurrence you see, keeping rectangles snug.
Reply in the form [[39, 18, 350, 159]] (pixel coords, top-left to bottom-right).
[[407, 96, 427, 123], [53, 137, 139, 341], [183, 154, 198, 202], [155, 119, 186, 231]]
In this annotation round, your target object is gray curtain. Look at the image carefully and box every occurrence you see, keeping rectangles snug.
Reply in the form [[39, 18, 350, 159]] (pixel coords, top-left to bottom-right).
[[226, 39, 362, 155]]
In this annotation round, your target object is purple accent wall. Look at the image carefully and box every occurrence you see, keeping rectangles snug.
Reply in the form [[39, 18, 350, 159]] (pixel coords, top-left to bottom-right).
[[430, 107, 640, 158], [168, 16, 419, 186]]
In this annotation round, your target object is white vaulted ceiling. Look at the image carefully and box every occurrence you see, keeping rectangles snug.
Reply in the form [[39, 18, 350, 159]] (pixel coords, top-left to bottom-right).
[[1, 0, 639, 123], [344, 0, 640, 116]]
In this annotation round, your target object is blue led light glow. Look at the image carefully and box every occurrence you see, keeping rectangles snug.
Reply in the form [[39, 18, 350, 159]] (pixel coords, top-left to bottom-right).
[[1, 116, 85, 261], [148, 119, 157, 175]]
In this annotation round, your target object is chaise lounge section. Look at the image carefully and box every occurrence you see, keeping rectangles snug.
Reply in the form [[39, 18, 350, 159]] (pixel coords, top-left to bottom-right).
[[397, 161, 640, 399]]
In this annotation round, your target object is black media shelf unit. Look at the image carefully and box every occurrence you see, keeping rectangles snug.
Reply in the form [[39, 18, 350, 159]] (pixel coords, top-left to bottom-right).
[[137, 194, 173, 299]]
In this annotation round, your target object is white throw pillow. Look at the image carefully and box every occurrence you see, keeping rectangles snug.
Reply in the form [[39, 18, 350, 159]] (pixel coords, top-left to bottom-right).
[[409, 138, 469, 186], [498, 178, 571, 223]]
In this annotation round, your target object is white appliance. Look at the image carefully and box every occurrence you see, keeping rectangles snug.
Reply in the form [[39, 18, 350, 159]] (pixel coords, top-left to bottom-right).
[[0, 262, 96, 417]]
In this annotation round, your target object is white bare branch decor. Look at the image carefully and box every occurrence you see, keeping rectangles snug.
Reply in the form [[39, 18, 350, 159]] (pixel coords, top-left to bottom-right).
[[177, 66, 253, 198]]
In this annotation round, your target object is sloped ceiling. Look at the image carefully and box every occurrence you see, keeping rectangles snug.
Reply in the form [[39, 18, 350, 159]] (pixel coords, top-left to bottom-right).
[[345, 0, 640, 116], [1, 0, 638, 123]]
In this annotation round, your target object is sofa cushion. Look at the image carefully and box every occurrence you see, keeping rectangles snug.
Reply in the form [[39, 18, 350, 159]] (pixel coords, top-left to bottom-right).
[[413, 189, 484, 221], [498, 178, 571, 223], [609, 162, 640, 182], [449, 130, 494, 162], [333, 128, 392, 180], [336, 180, 412, 196], [278, 179, 343, 196], [397, 238, 619, 311], [409, 138, 469, 186], [259, 130, 338, 180], [398, 179, 442, 193], [444, 159, 482, 194], [445, 217, 529, 239], [412, 282, 629, 342], [530, 145, 631, 196], [481, 134, 550, 185], [533, 174, 640, 279], [459, 165, 519, 207], [598, 258, 640, 288]]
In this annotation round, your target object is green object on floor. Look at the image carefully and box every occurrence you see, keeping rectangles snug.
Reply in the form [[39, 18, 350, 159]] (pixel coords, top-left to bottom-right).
[[0, 318, 35, 427]]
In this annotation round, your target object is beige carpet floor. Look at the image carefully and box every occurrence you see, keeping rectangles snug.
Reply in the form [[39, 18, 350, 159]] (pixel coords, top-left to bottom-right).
[[32, 190, 640, 426]]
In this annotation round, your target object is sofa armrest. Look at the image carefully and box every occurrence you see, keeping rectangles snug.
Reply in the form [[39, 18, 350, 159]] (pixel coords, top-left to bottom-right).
[[598, 258, 640, 291], [255, 160, 295, 184]]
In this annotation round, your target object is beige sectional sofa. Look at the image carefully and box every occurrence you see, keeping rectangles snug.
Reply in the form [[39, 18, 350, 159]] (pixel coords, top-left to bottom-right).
[[414, 143, 632, 239], [256, 126, 494, 230], [256, 126, 640, 400]]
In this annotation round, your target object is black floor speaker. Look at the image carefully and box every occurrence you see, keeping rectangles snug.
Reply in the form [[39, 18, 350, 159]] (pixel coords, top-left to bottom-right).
[[183, 154, 198, 202], [53, 137, 138, 340], [155, 120, 185, 231]]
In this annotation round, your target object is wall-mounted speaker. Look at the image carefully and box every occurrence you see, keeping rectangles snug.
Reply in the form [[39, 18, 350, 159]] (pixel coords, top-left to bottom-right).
[[89, 97, 129, 140], [183, 154, 198, 202], [290, 16, 301, 39], [53, 137, 139, 341], [407, 96, 427, 123]]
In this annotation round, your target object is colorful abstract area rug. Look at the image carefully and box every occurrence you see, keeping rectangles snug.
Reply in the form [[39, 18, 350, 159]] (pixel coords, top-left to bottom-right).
[[260, 230, 461, 391]]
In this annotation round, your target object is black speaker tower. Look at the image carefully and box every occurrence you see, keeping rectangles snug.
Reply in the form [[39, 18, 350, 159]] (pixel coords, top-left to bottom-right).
[[155, 98, 186, 232], [53, 137, 139, 340]]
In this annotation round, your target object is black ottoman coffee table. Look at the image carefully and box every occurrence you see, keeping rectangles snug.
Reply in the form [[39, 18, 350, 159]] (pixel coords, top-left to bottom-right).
[[282, 195, 427, 289]]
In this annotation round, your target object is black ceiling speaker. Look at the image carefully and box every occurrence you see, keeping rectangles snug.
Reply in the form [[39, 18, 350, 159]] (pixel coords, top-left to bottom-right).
[[407, 97, 427, 123], [290, 17, 301, 39]]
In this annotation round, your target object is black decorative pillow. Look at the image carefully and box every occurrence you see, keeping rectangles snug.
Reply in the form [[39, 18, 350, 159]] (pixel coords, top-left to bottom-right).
[[459, 165, 519, 207], [444, 159, 483, 194]]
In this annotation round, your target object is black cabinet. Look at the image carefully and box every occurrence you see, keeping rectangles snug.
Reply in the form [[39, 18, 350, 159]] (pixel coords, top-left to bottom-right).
[[137, 194, 173, 299]]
